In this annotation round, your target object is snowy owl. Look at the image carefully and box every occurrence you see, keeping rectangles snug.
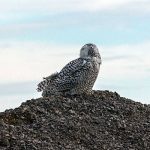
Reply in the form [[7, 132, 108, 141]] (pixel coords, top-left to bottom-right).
[[37, 43, 102, 96]]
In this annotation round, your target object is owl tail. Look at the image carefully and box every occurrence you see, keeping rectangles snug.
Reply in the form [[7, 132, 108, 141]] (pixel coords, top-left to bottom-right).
[[37, 72, 58, 92]]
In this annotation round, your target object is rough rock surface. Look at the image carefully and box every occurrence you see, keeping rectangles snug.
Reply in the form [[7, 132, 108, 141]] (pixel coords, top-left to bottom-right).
[[0, 90, 150, 150]]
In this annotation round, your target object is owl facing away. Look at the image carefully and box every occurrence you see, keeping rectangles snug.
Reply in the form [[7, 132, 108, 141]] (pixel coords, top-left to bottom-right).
[[37, 43, 102, 97]]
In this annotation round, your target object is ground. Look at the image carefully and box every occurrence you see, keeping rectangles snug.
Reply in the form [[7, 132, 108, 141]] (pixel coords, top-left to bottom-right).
[[0, 90, 150, 150]]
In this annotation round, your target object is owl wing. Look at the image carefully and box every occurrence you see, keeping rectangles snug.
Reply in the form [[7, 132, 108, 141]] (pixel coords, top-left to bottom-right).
[[58, 58, 87, 78], [55, 58, 91, 91], [37, 72, 59, 92]]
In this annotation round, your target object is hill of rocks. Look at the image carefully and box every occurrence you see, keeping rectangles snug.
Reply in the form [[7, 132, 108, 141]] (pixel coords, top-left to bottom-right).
[[0, 90, 150, 150]]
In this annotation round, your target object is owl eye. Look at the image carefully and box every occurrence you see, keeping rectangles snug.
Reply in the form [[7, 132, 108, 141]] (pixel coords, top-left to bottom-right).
[[88, 44, 94, 49]]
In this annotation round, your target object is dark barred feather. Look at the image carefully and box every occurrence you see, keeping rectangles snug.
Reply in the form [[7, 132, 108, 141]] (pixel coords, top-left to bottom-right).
[[37, 72, 58, 92]]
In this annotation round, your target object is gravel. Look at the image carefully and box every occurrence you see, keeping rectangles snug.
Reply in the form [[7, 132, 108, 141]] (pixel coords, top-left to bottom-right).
[[0, 90, 150, 150]]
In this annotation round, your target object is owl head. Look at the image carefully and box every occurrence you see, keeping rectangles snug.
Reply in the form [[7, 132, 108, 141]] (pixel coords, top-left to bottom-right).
[[80, 43, 100, 58]]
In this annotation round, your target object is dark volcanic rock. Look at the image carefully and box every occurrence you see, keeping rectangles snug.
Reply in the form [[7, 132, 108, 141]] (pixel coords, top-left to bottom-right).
[[0, 90, 150, 150]]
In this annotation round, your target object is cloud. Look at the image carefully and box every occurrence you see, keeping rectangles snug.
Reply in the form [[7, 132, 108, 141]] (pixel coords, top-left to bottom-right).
[[99, 41, 150, 80], [0, 41, 80, 83], [0, 40, 149, 83], [0, 0, 150, 44], [0, 81, 36, 95], [0, 0, 150, 15], [0, 81, 40, 112]]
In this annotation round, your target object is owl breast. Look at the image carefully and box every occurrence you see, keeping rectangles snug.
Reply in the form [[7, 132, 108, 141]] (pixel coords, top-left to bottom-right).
[[70, 59, 100, 95]]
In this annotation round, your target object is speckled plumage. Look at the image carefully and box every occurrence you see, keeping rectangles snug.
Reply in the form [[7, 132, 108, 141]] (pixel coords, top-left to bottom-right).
[[37, 43, 102, 96]]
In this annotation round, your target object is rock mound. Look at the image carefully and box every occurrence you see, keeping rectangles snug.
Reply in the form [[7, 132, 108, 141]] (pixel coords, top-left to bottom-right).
[[0, 90, 150, 150]]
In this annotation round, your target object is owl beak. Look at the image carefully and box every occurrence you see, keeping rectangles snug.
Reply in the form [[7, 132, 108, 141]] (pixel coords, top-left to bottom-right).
[[96, 55, 102, 64]]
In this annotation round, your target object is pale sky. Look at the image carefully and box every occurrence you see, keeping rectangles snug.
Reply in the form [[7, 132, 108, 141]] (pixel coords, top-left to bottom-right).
[[0, 0, 150, 111]]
